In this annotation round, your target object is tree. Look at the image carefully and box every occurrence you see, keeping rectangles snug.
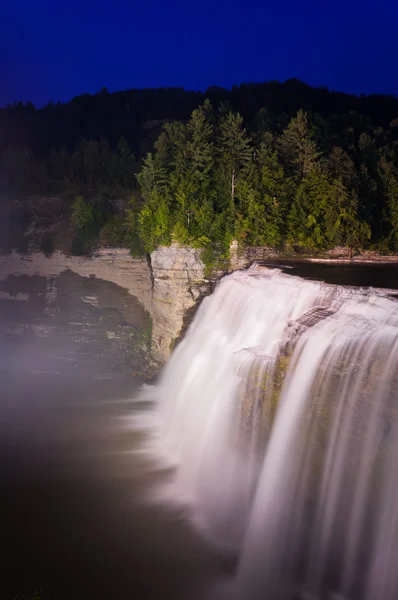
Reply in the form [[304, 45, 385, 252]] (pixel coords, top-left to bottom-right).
[[163, 121, 188, 176], [379, 157, 398, 247], [136, 153, 168, 201], [357, 164, 378, 229], [287, 166, 330, 249], [235, 147, 291, 247], [279, 109, 320, 179], [153, 132, 170, 167], [137, 189, 172, 252], [327, 146, 357, 188], [71, 196, 95, 229], [325, 179, 371, 257], [186, 104, 214, 184], [219, 112, 252, 204]]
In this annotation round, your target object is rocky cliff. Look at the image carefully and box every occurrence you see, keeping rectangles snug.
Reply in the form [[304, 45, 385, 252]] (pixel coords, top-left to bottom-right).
[[0, 244, 213, 365], [150, 244, 211, 362], [0, 248, 152, 312], [0, 268, 151, 380]]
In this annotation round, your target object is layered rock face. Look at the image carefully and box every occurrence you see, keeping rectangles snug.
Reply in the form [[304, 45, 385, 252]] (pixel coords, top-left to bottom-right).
[[0, 269, 150, 379], [150, 244, 211, 362], [0, 249, 152, 314], [0, 245, 212, 364]]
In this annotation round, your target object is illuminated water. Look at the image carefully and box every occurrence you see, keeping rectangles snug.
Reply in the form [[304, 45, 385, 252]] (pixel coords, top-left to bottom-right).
[[140, 264, 398, 600], [3, 265, 398, 600]]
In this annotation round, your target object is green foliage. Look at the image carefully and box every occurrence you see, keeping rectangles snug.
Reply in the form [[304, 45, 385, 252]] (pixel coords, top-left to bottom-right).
[[128, 103, 392, 257], [137, 189, 172, 253], [71, 195, 95, 229], [71, 221, 101, 255], [379, 157, 398, 247], [235, 147, 291, 247], [219, 111, 252, 205], [136, 153, 168, 201], [325, 179, 371, 252], [99, 214, 131, 246], [279, 109, 320, 179], [124, 203, 145, 256], [200, 243, 230, 278], [8, 85, 398, 256], [287, 167, 330, 250]]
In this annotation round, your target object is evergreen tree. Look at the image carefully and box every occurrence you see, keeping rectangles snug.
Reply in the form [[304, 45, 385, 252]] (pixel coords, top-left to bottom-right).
[[171, 104, 215, 242], [153, 132, 170, 167], [379, 157, 398, 247], [136, 153, 168, 201], [71, 196, 95, 229], [236, 147, 291, 247], [219, 112, 252, 205], [287, 166, 330, 249], [186, 105, 214, 184], [279, 109, 320, 179], [357, 164, 378, 230], [163, 121, 189, 176], [327, 146, 357, 188], [325, 178, 371, 256], [137, 188, 172, 252]]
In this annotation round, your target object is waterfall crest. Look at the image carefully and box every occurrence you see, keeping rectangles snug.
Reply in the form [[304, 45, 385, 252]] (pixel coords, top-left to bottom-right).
[[142, 265, 398, 600]]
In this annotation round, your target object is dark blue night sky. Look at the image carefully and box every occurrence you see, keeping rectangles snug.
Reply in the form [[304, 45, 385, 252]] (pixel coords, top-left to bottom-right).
[[1, 0, 397, 107]]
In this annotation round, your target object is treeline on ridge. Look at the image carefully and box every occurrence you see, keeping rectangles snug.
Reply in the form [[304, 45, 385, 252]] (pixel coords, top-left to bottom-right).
[[125, 101, 398, 261], [2, 80, 398, 260]]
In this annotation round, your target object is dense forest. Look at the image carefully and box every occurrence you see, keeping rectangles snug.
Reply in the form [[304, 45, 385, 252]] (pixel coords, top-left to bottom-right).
[[2, 79, 398, 261]]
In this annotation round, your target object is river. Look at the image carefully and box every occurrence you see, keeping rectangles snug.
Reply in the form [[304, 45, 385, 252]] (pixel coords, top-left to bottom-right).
[[1, 262, 398, 600], [0, 271, 225, 600]]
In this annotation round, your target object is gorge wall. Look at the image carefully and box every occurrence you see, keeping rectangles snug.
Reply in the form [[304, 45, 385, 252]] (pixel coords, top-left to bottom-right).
[[150, 245, 211, 362], [0, 244, 214, 365], [2, 241, 396, 367]]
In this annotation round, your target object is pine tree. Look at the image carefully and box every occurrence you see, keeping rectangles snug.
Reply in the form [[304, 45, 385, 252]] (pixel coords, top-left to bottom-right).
[[136, 153, 168, 201], [279, 109, 320, 179], [379, 157, 398, 247], [327, 147, 357, 188], [137, 188, 172, 252], [172, 104, 215, 241], [236, 147, 292, 247], [163, 121, 188, 177], [356, 164, 378, 232], [219, 112, 252, 205], [153, 132, 170, 167], [325, 178, 371, 256], [186, 105, 214, 185], [287, 166, 330, 249]]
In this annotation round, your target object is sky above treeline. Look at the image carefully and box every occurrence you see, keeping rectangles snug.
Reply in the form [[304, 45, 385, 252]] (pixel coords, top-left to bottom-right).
[[1, 0, 397, 107]]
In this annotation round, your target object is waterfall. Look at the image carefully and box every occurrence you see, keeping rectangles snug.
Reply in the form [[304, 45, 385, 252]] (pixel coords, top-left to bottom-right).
[[140, 265, 398, 600]]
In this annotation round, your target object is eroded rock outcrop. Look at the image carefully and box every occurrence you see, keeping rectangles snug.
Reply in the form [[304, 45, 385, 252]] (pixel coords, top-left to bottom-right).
[[0, 245, 212, 364], [0, 269, 150, 379], [150, 243, 211, 362], [0, 249, 152, 314]]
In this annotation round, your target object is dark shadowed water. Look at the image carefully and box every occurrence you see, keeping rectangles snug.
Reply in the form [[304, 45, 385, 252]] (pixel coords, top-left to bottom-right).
[[261, 260, 398, 290], [0, 271, 226, 600]]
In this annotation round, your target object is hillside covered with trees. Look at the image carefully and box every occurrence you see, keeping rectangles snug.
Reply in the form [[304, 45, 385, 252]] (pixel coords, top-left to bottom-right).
[[2, 79, 398, 260], [127, 102, 398, 261]]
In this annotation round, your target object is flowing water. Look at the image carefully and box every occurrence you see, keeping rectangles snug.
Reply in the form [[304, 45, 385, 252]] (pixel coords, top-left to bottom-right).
[[3, 264, 398, 600], [138, 263, 398, 600]]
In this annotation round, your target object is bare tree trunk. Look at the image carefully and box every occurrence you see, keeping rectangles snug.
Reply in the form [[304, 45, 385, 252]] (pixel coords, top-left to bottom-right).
[[231, 169, 236, 203]]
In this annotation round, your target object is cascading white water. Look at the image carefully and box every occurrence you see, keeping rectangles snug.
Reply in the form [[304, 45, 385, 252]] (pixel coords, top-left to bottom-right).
[[140, 265, 398, 600]]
